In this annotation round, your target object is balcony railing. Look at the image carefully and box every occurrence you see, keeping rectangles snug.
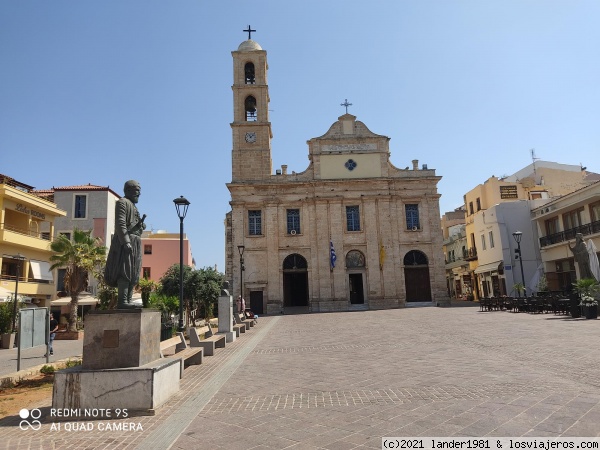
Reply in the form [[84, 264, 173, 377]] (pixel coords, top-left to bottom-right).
[[1, 223, 51, 240], [464, 247, 478, 261], [540, 220, 600, 248]]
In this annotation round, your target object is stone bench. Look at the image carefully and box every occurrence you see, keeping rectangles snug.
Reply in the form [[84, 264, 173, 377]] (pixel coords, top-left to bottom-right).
[[233, 313, 254, 330], [188, 327, 226, 356], [160, 331, 204, 377]]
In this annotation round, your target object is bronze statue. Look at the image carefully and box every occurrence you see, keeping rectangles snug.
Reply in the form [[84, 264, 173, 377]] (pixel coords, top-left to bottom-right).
[[569, 233, 593, 280], [104, 180, 146, 308]]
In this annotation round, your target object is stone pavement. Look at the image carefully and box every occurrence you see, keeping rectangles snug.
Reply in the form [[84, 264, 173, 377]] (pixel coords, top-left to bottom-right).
[[0, 306, 599, 449]]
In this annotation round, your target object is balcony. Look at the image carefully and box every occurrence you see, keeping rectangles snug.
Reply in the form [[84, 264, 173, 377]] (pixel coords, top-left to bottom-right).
[[539, 220, 600, 248], [0, 223, 52, 251], [464, 247, 478, 261]]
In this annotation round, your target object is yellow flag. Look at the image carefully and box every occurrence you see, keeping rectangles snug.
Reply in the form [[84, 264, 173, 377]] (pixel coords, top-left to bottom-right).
[[379, 241, 386, 270]]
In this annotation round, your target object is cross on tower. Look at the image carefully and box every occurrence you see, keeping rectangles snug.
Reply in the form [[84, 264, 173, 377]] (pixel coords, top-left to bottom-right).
[[243, 25, 256, 40], [340, 99, 352, 114]]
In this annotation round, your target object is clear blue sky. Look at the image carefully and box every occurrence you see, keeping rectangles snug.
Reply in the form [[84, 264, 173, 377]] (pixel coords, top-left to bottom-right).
[[2, 1, 598, 271]]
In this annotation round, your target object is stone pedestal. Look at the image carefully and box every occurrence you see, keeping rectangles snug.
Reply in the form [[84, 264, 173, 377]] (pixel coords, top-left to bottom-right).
[[218, 293, 236, 343], [82, 309, 161, 370], [53, 308, 179, 415]]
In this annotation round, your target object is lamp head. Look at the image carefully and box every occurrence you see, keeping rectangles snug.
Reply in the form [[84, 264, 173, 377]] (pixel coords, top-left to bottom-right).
[[512, 231, 523, 244], [237, 245, 245, 257], [173, 196, 190, 220]]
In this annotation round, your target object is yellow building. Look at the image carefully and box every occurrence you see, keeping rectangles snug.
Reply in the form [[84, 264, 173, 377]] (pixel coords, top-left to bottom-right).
[[0, 174, 66, 307], [463, 162, 595, 299]]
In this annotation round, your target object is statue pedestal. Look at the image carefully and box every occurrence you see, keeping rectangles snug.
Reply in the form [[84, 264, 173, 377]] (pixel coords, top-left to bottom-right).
[[52, 309, 179, 415], [218, 293, 236, 343]]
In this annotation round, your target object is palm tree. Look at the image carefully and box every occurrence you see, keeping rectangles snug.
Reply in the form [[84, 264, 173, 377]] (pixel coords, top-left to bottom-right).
[[50, 229, 106, 332]]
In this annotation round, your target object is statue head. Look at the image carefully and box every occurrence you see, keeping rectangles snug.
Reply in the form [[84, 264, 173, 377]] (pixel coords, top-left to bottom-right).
[[123, 180, 141, 203]]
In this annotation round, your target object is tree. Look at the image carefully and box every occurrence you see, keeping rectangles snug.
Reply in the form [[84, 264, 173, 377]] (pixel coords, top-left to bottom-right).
[[49, 228, 106, 332], [194, 267, 224, 321], [159, 264, 194, 326]]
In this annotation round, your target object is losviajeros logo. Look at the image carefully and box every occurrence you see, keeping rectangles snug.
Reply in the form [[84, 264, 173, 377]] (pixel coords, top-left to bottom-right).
[[19, 408, 42, 430]]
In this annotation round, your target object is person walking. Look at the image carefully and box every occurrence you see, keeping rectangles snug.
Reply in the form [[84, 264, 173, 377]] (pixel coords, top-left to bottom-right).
[[46, 313, 58, 356]]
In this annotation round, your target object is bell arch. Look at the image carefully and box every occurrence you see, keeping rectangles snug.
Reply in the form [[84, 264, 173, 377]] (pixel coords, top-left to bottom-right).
[[403, 250, 432, 302], [244, 62, 255, 84], [245, 95, 257, 121]]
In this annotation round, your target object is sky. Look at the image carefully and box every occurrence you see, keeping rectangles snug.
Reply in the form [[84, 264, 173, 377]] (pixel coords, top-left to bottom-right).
[[1, 1, 599, 271]]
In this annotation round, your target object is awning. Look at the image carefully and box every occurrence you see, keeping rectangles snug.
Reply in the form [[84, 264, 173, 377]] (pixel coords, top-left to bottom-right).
[[0, 286, 12, 301], [474, 261, 503, 274], [51, 295, 99, 306], [30, 260, 54, 281]]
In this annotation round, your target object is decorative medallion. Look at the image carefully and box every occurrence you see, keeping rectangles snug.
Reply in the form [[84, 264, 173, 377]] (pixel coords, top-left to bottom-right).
[[345, 159, 357, 171]]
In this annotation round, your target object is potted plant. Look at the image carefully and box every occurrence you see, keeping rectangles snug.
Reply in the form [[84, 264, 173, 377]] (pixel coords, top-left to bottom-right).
[[573, 278, 599, 320], [0, 300, 16, 349]]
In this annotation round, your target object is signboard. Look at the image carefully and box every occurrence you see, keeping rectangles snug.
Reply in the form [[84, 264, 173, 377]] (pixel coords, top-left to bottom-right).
[[500, 185, 518, 199]]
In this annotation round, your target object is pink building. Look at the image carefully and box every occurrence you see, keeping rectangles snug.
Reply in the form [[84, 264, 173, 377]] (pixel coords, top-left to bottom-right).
[[141, 231, 195, 282]]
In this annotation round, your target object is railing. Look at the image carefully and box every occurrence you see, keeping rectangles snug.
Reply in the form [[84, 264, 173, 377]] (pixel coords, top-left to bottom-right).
[[0, 223, 51, 240], [464, 247, 478, 261], [540, 220, 600, 248]]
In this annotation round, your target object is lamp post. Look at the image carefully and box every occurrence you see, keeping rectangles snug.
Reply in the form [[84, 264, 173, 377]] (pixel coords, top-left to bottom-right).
[[173, 196, 190, 332], [237, 245, 245, 313], [3, 254, 26, 333], [512, 231, 526, 297]]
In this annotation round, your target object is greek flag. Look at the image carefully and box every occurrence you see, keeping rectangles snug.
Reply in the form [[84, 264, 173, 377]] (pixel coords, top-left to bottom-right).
[[330, 240, 337, 269]]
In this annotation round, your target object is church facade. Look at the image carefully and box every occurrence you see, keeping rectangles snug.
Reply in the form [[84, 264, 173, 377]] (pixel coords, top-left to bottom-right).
[[225, 36, 448, 315]]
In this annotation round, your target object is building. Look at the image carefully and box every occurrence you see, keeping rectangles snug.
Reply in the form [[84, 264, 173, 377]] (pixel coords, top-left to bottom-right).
[[141, 230, 195, 283], [441, 207, 470, 299], [0, 174, 66, 307], [225, 36, 448, 315], [34, 184, 120, 296], [532, 180, 600, 292], [463, 161, 595, 299]]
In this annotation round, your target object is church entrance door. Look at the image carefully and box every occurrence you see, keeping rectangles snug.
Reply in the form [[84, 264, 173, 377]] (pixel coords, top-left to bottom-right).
[[282, 254, 309, 307], [349, 273, 364, 304], [249, 291, 264, 314], [404, 250, 432, 302]]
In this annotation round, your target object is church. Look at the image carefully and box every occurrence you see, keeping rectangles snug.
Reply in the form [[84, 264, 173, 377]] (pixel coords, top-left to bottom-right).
[[225, 32, 449, 315]]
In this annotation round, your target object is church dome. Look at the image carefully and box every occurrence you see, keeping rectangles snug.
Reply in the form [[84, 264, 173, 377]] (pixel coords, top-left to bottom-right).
[[238, 40, 262, 52]]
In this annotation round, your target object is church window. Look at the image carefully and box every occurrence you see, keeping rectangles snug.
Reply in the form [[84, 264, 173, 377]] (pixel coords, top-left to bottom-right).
[[346, 206, 360, 231], [74, 195, 87, 219], [405, 204, 420, 230], [244, 62, 255, 84], [287, 209, 300, 235], [344, 159, 357, 171], [245, 95, 257, 121], [248, 210, 262, 235]]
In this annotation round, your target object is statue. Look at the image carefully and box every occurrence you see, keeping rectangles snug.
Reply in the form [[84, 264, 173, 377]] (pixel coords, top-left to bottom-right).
[[569, 233, 594, 280], [104, 180, 146, 308]]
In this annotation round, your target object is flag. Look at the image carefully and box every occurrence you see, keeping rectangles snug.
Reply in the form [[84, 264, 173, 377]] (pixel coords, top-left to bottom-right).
[[330, 240, 337, 270], [379, 241, 386, 270]]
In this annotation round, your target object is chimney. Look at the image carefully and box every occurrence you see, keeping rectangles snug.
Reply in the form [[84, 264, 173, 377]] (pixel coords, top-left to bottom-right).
[[282, 165, 288, 175], [412, 159, 419, 170]]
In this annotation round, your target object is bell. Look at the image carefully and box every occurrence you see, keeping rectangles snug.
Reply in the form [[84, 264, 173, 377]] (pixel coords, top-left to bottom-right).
[[245, 96, 257, 113]]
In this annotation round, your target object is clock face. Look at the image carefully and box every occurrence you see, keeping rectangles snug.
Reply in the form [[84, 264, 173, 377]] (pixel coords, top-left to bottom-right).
[[245, 132, 257, 143]]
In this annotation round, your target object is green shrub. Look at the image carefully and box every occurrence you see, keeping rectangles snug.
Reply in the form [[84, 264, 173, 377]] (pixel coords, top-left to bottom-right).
[[40, 365, 55, 375], [64, 359, 82, 368]]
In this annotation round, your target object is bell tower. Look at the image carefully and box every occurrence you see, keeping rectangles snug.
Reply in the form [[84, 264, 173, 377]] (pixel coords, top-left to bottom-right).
[[231, 27, 273, 182]]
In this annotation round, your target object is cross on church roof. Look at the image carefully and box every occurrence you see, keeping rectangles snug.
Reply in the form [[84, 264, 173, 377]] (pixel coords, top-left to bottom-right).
[[340, 99, 352, 114], [243, 25, 256, 40]]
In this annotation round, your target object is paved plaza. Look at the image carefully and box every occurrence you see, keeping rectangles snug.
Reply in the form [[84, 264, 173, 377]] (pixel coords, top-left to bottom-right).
[[0, 305, 599, 449]]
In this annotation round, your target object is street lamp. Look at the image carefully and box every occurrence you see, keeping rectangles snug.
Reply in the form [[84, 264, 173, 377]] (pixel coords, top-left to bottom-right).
[[512, 231, 526, 298], [2, 254, 26, 333], [173, 196, 190, 332], [237, 245, 245, 313]]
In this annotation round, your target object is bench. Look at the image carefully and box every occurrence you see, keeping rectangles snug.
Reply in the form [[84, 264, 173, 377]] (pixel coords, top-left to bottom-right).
[[160, 331, 204, 377], [233, 312, 254, 330], [188, 326, 226, 356]]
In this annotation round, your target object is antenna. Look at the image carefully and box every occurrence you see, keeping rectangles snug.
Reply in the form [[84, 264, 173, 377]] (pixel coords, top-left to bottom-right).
[[531, 148, 539, 162]]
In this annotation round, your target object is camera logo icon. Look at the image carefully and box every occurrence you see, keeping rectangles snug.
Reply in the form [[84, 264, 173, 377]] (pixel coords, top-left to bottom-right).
[[19, 408, 42, 431]]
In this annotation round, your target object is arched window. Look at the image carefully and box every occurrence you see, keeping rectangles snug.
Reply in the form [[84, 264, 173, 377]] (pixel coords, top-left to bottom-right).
[[244, 62, 255, 84], [245, 95, 257, 121], [346, 250, 366, 268], [403, 250, 428, 266], [283, 254, 308, 270]]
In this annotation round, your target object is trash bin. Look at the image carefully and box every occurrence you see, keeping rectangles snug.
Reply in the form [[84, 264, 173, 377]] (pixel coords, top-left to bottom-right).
[[160, 323, 173, 341]]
